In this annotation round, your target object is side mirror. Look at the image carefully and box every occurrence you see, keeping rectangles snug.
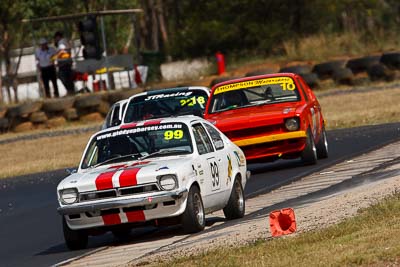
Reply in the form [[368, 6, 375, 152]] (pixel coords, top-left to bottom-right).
[[65, 168, 77, 175]]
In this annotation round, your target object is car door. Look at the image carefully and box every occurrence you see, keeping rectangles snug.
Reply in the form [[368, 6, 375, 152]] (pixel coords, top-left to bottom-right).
[[203, 122, 231, 200], [297, 77, 321, 138], [191, 123, 226, 212]]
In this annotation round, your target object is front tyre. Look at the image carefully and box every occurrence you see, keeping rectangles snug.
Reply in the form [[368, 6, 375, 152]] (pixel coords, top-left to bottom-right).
[[63, 217, 88, 250], [316, 127, 329, 159], [223, 177, 245, 220], [181, 185, 205, 233], [301, 129, 317, 165]]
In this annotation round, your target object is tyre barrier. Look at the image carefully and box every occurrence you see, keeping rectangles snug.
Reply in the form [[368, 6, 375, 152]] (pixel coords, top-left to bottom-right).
[[345, 55, 381, 74], [209, 76, 240, 87], [63, 108, 79, 121], [279, 65, 312, 75], [245, 68, 276, 77], [312, 60, 347, 79], [300, 73, 319, 88], [42, 97, 75, 113], [0, 117, 9, 130], [367, 63, 395, 81], [333, 67, 354, 85], [380, 52, 400, 70], [269, 208, 297, 237], [0, 88, 144, 134], [0, 106, 7, 119], [29, 111, 48, 123]]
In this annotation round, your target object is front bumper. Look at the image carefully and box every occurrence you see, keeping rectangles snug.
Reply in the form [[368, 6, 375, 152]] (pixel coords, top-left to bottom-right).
[[57, 188, 188, 215], [233, 130, 307, 147]]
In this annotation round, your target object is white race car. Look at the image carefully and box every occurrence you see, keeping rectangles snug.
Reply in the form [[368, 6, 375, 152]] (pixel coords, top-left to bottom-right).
[[101, 99, 129, 130], [57, 116, 249, 250], [101, 86, 210, 130]]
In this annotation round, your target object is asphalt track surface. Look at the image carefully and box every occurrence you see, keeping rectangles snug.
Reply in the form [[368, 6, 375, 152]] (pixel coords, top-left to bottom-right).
[[1, 123, 400, 267]]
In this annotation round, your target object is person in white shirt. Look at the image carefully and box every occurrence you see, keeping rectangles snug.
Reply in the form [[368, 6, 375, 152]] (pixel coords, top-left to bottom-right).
[[35, 38, 59, 98], [54, 31, 75, 95]]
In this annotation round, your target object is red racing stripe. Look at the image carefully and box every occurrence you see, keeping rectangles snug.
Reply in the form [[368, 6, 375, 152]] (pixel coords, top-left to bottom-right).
[[102, 214, 121, 225], [130, 161, 150, 167], [95, 171, 115, 190], [126, 210, 145, 222], [143, 119, 162, 126], [119, 168, 141, 187], [120, 122, 137, 129], [107, 164, 126, 169]]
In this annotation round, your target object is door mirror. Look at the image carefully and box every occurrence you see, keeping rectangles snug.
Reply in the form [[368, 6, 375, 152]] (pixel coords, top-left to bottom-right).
[[65, 168, 77, 175]]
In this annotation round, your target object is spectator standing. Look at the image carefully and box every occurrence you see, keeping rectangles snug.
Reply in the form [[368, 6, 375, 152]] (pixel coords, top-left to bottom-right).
[[54, 31, 75, 95], [35, 38, 59, 98]]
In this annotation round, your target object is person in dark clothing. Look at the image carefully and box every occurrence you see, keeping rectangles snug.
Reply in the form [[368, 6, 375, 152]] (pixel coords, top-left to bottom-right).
[[54, 31, 75, 95], [35, 38, 59, 98]]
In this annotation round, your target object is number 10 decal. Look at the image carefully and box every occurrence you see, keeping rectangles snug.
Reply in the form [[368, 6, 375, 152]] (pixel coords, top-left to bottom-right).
[[210, 161, 220, 191]]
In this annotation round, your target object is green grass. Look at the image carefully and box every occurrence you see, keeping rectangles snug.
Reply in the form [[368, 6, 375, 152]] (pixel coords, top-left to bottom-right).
[[159, 193, 400, 266]]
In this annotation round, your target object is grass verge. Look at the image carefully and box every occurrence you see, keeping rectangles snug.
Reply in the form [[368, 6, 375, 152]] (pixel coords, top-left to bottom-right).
[[159, 192, 400, 267], [0, 132, 92, 179], [317, 85, 400, 129]]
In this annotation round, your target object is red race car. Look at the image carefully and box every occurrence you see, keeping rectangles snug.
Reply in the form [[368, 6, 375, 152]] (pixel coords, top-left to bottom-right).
[[204, 73, 328, 164]]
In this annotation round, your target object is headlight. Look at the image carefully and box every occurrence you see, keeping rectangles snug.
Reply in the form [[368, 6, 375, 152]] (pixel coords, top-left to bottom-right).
[[285, 118, 300, 131], [158, 175, 178, 190], [60, 188, 79, 205]]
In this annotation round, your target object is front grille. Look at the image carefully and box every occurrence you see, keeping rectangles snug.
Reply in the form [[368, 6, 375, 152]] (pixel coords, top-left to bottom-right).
[[119, 184, 159, 196], [80, 189, 117, 202], [225, 124, 283, 140], [79, 183, 160, 202]]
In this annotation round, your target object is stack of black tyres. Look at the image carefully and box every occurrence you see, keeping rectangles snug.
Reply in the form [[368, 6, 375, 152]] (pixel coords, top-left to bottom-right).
[[209, 76, 240, 87], [0, 105, 8, 132], [279, 65, 319, 88]]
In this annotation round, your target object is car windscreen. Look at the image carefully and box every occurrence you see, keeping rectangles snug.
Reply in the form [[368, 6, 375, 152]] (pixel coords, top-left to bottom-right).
[[81, 123, 193, 169], [123, 89, 208, 123], [209, 77, 300, 113]]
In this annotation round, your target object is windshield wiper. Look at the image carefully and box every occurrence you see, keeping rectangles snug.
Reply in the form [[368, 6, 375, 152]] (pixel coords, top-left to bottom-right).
[[140, 149, 189, 160], [92, 153, 142, 168]]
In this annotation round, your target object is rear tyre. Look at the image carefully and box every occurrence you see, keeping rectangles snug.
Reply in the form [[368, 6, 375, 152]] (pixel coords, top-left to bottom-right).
[[181, 186, 205, 233], [301, 129, 317, 165], [63, 217, 88, 250], [316, 127, 329, 159], [223, 177, 245, 220]]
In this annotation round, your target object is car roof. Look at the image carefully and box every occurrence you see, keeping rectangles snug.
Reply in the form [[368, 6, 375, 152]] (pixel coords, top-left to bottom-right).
[[210, 73, 299, 92], [128, 86, 210, 100], [113, 99, 129, 106]]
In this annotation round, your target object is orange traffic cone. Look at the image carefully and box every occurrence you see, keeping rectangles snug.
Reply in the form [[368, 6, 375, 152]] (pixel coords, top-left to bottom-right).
[[269, 208, 297, 237]]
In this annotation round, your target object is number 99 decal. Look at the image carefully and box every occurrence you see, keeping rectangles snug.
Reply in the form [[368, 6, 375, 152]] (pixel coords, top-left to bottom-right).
[[164, 130, 183, 140], [210, 161, 220, 190]]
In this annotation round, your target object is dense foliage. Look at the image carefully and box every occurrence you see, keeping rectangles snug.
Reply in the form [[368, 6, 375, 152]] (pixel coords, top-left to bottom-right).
[[164, 0, 400, 58]]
